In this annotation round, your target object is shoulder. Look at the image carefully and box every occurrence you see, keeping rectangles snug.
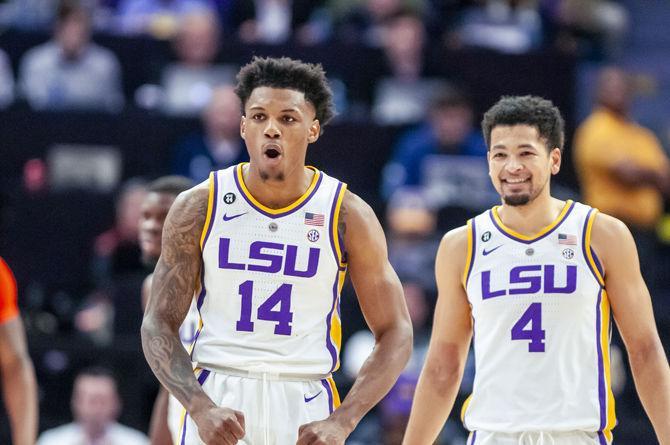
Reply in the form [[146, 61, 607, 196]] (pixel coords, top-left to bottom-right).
[[590, 211, 636, 262], [171, 181, 210, 216], [437, 225, 469, 263], [341, 189, 375, 221], [21, 42, 55, 66]]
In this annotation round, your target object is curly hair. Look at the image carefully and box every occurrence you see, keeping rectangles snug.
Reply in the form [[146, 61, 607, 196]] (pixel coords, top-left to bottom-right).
[[481, 95, 565, 151], [235, 56, 335, 130]]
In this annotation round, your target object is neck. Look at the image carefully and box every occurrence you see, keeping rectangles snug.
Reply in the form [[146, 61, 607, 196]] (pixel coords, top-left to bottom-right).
[[242, 163, 314, 209], [497, 192, 565, 236]]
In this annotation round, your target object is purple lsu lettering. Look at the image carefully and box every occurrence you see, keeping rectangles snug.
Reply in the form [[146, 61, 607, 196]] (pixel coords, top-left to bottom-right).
[[218, 238, 320, 278], [481, 264, 577, 299]]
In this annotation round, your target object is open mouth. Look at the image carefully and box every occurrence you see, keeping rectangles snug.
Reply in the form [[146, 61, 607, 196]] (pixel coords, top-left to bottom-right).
[[265, 148, 280, 158]]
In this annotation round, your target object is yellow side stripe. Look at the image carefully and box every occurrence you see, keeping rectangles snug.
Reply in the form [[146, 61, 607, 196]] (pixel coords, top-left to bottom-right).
[[327, 377, 341, 408], [585, 209, 605, 286], [460, 394, 473, 422], [462, 219, 473, 288], [600, 290, 617, 436], [332, 184, 348, 268]]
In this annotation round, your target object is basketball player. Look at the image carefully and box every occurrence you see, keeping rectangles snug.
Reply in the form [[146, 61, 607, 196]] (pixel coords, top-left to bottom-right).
[[0, 257, 38, 445], [403, 96, 670, 444], [138, 175, 195, 445], [141, 56, 413, 445]]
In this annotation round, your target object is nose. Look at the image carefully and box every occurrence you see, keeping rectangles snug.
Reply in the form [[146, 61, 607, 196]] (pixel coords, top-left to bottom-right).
[[505, 154, 523, 173], [264, 118, 281, 139]]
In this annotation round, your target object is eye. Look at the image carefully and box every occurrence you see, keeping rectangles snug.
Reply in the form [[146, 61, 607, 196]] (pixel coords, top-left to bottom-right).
[[251, 113, 265, 121], [282, 115, 296, 123], [521, 150, 535, 156], [493, 152, 506, 158]]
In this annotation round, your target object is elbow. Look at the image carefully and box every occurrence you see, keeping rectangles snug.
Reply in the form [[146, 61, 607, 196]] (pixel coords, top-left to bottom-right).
[[627, 336, 666, 369]]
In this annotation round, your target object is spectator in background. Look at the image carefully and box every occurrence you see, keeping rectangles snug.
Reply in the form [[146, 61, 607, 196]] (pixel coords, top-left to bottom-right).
[[114, 0, 216, 38], [448, 0, 543, 54], [371, 8, 445, 125], [574, 66, 670, 286], [0, 49, 15, 109], [172, 85, 247, 182], [37, 367, 148, 445], [18, 0, 124, 112], [381, 85, 487, 199], [159, 11, 237, 116], [0, 257, 38, 445]]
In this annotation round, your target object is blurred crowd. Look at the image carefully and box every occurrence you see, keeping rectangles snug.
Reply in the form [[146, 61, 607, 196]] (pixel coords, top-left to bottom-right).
[[2, 0, 670, 444]]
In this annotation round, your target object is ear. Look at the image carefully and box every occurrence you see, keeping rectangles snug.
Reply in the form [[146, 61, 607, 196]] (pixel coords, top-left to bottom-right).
[[550, 147, 562, 175], [307, 119, 320, 144], [240, 116, 246, 139]]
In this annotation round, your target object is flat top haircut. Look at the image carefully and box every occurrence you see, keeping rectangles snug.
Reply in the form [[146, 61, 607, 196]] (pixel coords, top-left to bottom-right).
[[481, 95, 565, 152], [147, 175, 194, 196], [235, 56, 336, 130]]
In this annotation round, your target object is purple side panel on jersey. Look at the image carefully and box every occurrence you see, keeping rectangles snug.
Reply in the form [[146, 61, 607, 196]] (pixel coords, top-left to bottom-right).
[[321, 379, 334, 414], [326, 272, 339, 373], [488, 201, 575, 244], [234, 165, 324, 218], [471, 431, 477, 444], [595, 288, 607, 430], [590, 246, 604, 277], [581, 208, 605, 286], [180, 370, 212, 445]]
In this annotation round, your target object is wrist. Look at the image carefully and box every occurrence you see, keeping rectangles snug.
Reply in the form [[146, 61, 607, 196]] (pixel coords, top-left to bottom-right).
[[327, 407, 359, 436], [187, 393, 216, 421]]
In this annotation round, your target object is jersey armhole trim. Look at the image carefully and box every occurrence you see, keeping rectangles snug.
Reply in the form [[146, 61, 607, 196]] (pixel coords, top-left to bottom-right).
[[199, 171, 217, 251], [462, 219, 476, 288], [583, 208, 605, 287], [330, 182, 348, 269]]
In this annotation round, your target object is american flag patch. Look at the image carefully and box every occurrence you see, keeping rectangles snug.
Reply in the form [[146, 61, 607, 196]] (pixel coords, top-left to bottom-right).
[[305, 212, 325, 226], [558, 233, 577, 245]]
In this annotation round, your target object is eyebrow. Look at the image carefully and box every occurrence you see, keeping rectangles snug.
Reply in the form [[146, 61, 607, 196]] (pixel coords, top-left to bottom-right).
[[491, 144, 537, 150]]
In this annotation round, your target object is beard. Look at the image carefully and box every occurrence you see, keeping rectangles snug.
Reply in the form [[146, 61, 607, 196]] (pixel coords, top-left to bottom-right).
[[503, 193, 531, 206]]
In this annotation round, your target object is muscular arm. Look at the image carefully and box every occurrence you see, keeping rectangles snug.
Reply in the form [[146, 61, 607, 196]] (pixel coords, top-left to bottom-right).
[[328, 191, 413, 433], [592, 214, 670, 444], [0, 317, 38, 445], [141, 185, 216, 421], [403, 227, 472, 444]]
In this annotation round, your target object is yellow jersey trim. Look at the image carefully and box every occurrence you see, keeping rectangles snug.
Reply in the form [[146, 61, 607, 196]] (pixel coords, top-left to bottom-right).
[[199, 172, 215, 250], [492, 199, 574, 241], [236, 163, 320, 215], [585, 210, 606, 286], [332, 184, 348, 268], [462, 219, 474, 288]]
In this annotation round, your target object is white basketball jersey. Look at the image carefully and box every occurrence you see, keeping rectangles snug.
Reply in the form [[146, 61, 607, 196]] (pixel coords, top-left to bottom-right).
[[191, 163, 347, 375], [461, 200, 616, 441]]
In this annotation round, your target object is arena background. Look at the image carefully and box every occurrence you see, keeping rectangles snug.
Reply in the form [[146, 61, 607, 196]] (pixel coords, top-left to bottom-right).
[[0, 0, 669, 444]]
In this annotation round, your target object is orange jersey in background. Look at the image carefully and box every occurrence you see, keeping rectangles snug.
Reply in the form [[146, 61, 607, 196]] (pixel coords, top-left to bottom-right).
[[0, 257, 19, 323]]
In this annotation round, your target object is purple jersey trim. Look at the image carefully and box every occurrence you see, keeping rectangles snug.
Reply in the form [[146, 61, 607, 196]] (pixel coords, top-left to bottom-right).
[[465, 218, 477, 287], [595, 288, 607, 431], [326, 271, 340, 373], [201, 171, 219, 250], [597, 431, 608, 445], [234, 164, 324, 219], [321, 379, 334, 414], [581, 208, 605, 286], [180, 370, 212, 444], [488, 201, 575, 244], [470, 431, 477, 444], [328, 182, 347, 267]]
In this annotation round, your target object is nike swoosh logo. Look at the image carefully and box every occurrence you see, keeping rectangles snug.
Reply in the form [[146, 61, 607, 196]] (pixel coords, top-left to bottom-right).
[[304, 391, 322, 403], [482, 245, 503, 256], [222, 212, 247, 221]]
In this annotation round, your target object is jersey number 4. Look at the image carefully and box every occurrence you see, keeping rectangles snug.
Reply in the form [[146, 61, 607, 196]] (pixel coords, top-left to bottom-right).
[[511, 302, 545, 352], [236, 280, 293, 335]]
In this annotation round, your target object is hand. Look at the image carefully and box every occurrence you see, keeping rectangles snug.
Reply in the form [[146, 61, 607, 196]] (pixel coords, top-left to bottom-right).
[[296, 419, 349, 445], [192, 406, 245, 445]]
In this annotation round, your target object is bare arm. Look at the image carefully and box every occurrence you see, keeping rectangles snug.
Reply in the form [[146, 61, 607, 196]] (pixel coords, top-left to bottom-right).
[[330, 191, 413, 431], [402, 227, 473, 444], [297, 191, 413, 444], [141, 185, 244, 444], [592, 213, 670, 444], [0, 316, 38, 445], [148, 387, 172, 445]]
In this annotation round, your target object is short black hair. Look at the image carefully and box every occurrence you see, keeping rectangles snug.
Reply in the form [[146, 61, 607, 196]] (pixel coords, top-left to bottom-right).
[[481, 95, 565, 151], [235, 56, 336, 130], [76, 366, 116, 382], [147, 175, 194, 196]]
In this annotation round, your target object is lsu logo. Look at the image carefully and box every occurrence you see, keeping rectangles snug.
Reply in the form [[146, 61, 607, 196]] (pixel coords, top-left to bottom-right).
[[481, 265, 577, 300], [218, 238, 320, 277]]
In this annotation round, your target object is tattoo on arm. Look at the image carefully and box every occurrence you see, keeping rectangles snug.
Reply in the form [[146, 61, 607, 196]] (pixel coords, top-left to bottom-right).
[[141, 187, 210, 408]]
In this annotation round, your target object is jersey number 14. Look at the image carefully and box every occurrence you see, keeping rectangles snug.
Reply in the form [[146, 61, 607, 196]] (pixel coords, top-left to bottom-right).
[[235, 280, 293, 335]]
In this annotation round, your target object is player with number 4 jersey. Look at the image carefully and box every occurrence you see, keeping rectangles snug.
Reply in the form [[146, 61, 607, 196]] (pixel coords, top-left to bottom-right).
[[403, 96, 670, 445]]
